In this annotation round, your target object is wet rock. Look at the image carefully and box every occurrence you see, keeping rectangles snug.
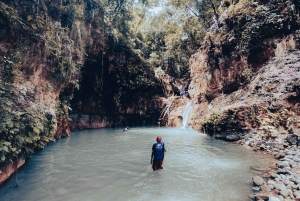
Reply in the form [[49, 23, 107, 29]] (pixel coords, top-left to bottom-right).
[[215, 134, 226, 139], [278, 195, 284, 201], [261, 184, 272, 192], [294, 191, 300, 197], [277, 174, 285, 180], [268, 196, 280, 201], [253, 186, 261, 191], [277, 169, 288, 174], [260, 144, 266, 150], [282, 180, 294, 186], [254, 194, 270, 201], [278, 161, 290, 168], [268, 180, 277, 185], [293, 157, 300, 162], [274, 152, 285, 159], [280, 189, 293, 198], [286, 134, 299, 145], [274, 189, 280, 195], [253, 176, 265, 186], [285, 150, 293, 155], [271, 173, 278, 178], [285, 159, 297, 168], [283, 143, 289, 148], [274, 183, 286, 191], [225, 135, 240, 141], [287, 177, 296, 183], [251, 166, 272, 172]]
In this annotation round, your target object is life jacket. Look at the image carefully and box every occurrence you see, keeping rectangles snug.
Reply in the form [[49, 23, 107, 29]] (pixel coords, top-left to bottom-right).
[[154, 142, 164, 160]]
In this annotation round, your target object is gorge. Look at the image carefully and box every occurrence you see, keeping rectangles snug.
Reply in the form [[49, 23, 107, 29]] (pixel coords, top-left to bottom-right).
[[0, 0, 300, 200]]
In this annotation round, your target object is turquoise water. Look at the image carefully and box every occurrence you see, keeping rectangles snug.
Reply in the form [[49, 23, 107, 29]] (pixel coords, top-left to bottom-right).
[[0, 127, 274, 201]]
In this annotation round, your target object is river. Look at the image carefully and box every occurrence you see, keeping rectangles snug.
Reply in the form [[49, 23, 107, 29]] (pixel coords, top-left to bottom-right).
[[0, 127, 275, 201]]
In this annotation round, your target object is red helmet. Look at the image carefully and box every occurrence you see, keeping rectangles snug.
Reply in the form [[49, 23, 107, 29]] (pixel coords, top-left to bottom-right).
[[156, 136, 162, 142]]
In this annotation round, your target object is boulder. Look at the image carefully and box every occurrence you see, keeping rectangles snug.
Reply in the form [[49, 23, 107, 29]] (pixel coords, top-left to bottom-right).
[[215, 134, 226, 139], [268, 180, 276, 185], [268, 196, 280, 201], [253, 176, 265, 186], [274, 183, 286, 191], [274, 152, 285, 159], [294, 191, 300, 197], [271, 173, 278, 178], [277, 169, 288, 174], [278, 195, 284, 201], [252, 186, 261, 191], [279, 161, 290, 168], [282, 180, 294, 186], [280, 189, 293, 198], [261, 184, 272, 192], [286, 134, 299, 145], [260, 144, 266, 150], [293, 157, 300, 162], [254, 194, 270, 201], [225, 135, 240, 141]]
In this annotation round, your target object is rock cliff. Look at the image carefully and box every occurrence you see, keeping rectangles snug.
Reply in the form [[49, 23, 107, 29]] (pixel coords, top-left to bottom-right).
[[185, 0, 300, 139], [0, 0, 161, 183]]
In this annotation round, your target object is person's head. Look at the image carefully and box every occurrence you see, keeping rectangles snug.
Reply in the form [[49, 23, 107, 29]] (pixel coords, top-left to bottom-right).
[[156, 136, 162, 142]]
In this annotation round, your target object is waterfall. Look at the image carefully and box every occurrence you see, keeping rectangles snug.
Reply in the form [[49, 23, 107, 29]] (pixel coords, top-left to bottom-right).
[[181, 101, 192, 128]]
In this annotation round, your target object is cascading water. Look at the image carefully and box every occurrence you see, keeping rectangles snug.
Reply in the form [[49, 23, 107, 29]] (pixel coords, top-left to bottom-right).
[[181, 101, 192, 128]]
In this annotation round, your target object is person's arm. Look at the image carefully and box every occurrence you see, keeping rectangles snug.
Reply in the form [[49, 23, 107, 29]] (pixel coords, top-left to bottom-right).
[[162, 143, 165, 161], [150, 145, 154, 164], [151, 151, 153, 164]]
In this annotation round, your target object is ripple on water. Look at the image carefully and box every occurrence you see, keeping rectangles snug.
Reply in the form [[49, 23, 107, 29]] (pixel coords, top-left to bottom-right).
[[0, 127, 274, 201]]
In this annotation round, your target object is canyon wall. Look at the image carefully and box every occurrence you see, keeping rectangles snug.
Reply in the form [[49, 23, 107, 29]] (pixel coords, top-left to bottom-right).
[[186, 0, 300, 140], [0, 0, 161, 183]]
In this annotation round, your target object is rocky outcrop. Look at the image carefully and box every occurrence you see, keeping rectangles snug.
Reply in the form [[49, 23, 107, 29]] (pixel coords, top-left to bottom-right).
[[0, 0, 161, 183], [186, 0, 300, 137], [196, 49, 300, 136], [0, 159, 25, 185]]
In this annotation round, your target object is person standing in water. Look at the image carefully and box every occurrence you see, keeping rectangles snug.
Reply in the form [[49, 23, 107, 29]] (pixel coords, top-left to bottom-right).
[[150, 136, 166, 171], [123, 126, 129, 131]]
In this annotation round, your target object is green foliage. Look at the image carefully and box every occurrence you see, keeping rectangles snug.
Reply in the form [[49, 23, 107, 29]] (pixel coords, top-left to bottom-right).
[[201, 109, 240, 134], [126, 0, 223, 79], [0, 90, 55, 164]]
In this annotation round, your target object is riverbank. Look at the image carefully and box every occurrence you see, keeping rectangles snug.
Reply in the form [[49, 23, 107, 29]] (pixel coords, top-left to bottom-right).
[[238, 130, 300, 201], [0, 159, 25, 185]]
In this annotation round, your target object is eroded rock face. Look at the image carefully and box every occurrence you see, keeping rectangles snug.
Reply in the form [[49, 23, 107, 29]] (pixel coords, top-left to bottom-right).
[[185, 0, 300, 136], [0, 0, 92, 181], [0, 0, 160, 181], [0, 159, 25, 185], [191, 49, 300, 136]]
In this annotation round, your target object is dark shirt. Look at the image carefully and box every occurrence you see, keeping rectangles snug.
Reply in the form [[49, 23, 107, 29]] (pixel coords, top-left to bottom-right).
[[152, 142, 166, 161]]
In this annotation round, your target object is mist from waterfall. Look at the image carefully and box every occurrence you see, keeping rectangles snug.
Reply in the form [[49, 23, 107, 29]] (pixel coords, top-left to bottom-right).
[[181, 101, 192, 128]]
